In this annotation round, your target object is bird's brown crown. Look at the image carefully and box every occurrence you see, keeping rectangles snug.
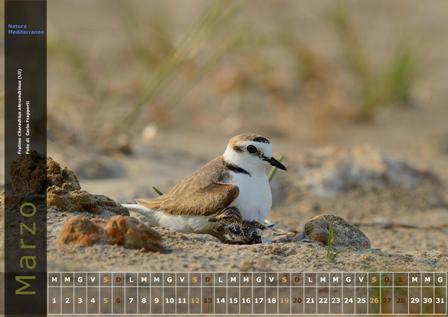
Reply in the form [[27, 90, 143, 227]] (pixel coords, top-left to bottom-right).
[[228, 133, 270, 148]]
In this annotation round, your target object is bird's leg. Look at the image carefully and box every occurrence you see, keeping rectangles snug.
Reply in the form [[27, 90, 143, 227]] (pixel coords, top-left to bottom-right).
[[208, 207, 242, 223]]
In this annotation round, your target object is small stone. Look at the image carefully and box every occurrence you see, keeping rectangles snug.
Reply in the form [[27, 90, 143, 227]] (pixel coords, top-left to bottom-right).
[[141, 124, 158, 144], [303, 214, 370, 250]]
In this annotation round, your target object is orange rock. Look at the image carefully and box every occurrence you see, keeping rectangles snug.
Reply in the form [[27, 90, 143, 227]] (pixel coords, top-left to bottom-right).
[[59, 215, 162, 252], [105, 216, 162, 252], [59, 216, 106, 247]]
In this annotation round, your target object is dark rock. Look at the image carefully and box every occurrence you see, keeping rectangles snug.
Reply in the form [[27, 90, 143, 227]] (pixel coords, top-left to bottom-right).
[[10, 150, 47, 194], [47, 157, 81, 191], [302, 214, 370, 250], [46, 158, 129, 216], [47, 188, 129, 216]]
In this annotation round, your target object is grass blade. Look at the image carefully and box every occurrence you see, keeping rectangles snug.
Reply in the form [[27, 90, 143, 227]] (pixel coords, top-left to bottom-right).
[[151, 186, 164, 196]]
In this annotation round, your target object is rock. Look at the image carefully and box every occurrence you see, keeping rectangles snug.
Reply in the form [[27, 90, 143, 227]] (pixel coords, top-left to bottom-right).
[[47, 188, 129, 216], [59, 215, 162, 252], [104, 216, 161, 251], [292, 145, 441, 197], [11, 154, 80, 193], [8, 154, 110, 219], [47, 157, 81, 191], [302, 214, 370, 250], [46, 158, 129, 216], [10, 150, 47, 194], [58, 216, 106, 246]]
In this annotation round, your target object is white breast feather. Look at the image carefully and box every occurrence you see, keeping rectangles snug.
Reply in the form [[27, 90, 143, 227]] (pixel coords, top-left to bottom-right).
[[227, 171, 272, 223]]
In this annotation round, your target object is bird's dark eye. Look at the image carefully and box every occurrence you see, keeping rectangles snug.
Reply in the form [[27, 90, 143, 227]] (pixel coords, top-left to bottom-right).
[[247, 145, 258, 153]]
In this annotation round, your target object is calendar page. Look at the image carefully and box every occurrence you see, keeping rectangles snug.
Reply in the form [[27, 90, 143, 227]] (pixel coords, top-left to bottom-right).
[[47, 272, 448, 315], [3, 0, 448, 316]]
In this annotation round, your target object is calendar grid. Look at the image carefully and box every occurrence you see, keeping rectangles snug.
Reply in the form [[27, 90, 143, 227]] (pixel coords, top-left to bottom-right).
[[48, 272, 448, 315]]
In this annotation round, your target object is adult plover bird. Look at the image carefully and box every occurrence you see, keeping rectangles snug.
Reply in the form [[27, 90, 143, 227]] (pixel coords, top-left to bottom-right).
[[123, 133, 286, 240]]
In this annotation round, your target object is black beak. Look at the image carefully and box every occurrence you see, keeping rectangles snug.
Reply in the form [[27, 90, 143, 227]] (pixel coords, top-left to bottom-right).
[[263, 155, 287, 171]]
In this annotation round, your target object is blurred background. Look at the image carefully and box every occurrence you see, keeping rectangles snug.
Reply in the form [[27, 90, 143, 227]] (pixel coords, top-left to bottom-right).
[[2, 0, 448, 201], [41, 0, 448, 202]]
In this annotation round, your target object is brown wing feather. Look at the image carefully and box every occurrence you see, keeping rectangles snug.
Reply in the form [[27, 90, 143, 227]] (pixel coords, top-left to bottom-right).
[[136, 156, 239, 216]]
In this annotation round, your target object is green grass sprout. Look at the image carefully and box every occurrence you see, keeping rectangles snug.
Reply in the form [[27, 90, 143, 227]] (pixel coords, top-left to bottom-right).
[[326, 223, 342, 262], [151, 186, 164, 196]]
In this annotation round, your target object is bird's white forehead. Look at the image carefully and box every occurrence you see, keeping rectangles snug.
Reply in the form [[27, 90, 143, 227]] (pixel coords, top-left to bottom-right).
[[237, 140, 273, 157]]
